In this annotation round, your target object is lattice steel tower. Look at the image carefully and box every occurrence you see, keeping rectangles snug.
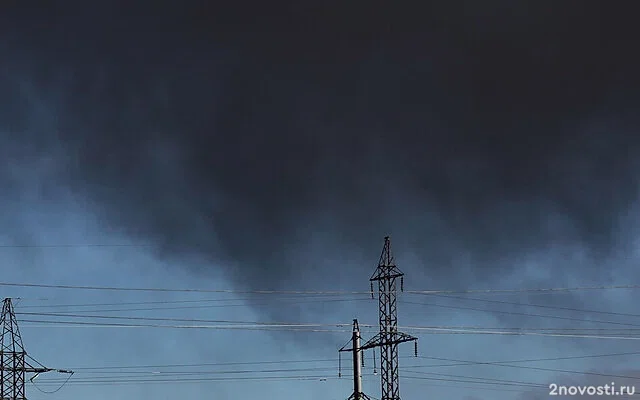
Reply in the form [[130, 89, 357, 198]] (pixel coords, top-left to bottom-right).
[[361, 236, 417, 400], [1, 298, 73, 400]]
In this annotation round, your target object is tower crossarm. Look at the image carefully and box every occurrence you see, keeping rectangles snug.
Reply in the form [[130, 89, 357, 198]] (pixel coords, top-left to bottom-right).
[[360, 332, 417, 351]]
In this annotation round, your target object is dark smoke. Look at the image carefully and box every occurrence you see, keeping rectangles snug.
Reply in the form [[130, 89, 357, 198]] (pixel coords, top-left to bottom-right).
[[1, 2, 640, 331]]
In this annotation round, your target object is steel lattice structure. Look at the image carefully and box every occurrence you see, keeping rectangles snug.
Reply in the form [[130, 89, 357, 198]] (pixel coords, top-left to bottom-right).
[[361, 237, 417, 400], [0, 298, 72, 400]]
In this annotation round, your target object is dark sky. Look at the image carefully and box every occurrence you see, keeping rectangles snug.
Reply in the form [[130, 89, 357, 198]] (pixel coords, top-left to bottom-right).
[[2, 0, 640, 320], [4, 2, 640, 399]]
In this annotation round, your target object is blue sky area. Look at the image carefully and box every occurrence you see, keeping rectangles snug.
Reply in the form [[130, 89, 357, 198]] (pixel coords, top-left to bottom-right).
[[3, 198, 640, 400]]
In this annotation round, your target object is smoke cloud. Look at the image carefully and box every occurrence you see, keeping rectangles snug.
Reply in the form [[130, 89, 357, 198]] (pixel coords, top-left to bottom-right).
[[1, 2, 639, 331]]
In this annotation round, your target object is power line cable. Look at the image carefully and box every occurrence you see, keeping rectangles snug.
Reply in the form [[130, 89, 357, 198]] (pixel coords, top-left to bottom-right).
[[406, 285, 640, 294], [29, 374, 340, 385], [3, 281, 640, 295], [420, 354, 640, 381], [29, 352, 640, 391], [17, 297, 369, 313], [18, 319, 355, 331], [409, 327, 640, 340], [17, 318, 640, 339], [29, 368, 546, 391], [30, 373, 552, 392], [15, 312, 360, 326], [0, 282, 363, 294], [401, 300, 640, 328], [17, 311, 640, 334], [403, 370, 545, 389], [428, 293, 640, 319], [65, 349, 639, 371]]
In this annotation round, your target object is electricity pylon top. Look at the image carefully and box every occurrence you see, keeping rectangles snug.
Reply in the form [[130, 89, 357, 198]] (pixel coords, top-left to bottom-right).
[[1, 298, 73, 400]]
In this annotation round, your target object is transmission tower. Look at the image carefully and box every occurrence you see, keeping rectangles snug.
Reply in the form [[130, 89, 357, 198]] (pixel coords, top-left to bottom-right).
[[0, 298, 73, 400], [361, 236, 417, 400], [338, 319, 372, 400]]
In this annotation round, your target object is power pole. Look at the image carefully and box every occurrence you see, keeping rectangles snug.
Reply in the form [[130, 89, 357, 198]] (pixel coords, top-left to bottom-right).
[[361, 236, 417, 400], [0, 298, 73, 400], [339, 319, 372, 400]]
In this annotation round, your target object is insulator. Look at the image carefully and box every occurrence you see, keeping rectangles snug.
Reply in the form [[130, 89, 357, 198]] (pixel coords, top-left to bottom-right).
[[401, 277, 404, 292], [414, 341, 418, 357], [361, 351, 365, 367], [338, 351, 342, 377], [373, 349, 377, 375], [370, 282, 374, 299]]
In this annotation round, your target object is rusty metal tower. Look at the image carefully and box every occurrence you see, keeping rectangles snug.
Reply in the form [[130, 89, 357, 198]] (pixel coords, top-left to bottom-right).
[[361, 236, 417, 400], [1, 298, 73, 400]]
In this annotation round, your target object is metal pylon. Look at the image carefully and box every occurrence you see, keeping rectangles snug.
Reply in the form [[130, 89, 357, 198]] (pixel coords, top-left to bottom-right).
[[0, 298, 73, 399], [361, 237, 417, 400]]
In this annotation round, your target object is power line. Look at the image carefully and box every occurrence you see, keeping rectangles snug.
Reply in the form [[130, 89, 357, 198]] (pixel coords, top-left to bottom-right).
[[17, 319, 640, 342], [70, 358, 342, 370], [405, 379, 533, 394], [28, 368, 546, 391], [27, 350, 639, 393], [401, 300, 640, 328], [418, 350, 640, 367], [53, 359, 637, 382], [51, 366, 343, 379], [23, 348, 640, 393], [420, 354, 640, 381], [63, 349, 639, 372], [16, 312, 362, 326], [15, 303, 640, 335], [17, 297, 370, 314], [26, 299, 245, 307], [407, 285, 640, 294], [0, 282, 362, 294], [409, 327, 640, 340], [404, 370, 545, 389], [29, 374, 340, 385], [3, 281, 640, 295], [18, 297, 638, 330], [18, 319, 356, 331], [427, 293, 640, 319]]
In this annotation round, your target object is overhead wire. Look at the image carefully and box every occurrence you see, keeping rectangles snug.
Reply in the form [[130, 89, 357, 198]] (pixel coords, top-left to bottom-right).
[[16, 297, 370, 314], [26, 348, 640, 392], [419, 354, 640, 381], [15, 311, 362, 326], [7, 280, 640, 393], [64, 349, 640, 372], [28, 375, 341, 385], [18, 319, 355, 332], [424, 293, 640, 319], [35, 362, 609, 385], [16, 310, 640, 334], [15, 292, 640, 338], [27, 366, 548, 391], [400, 299, 640, 328], [17, 318, 640, 339], [3, 281, 640, 295], [402, 370, 545, 389]]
